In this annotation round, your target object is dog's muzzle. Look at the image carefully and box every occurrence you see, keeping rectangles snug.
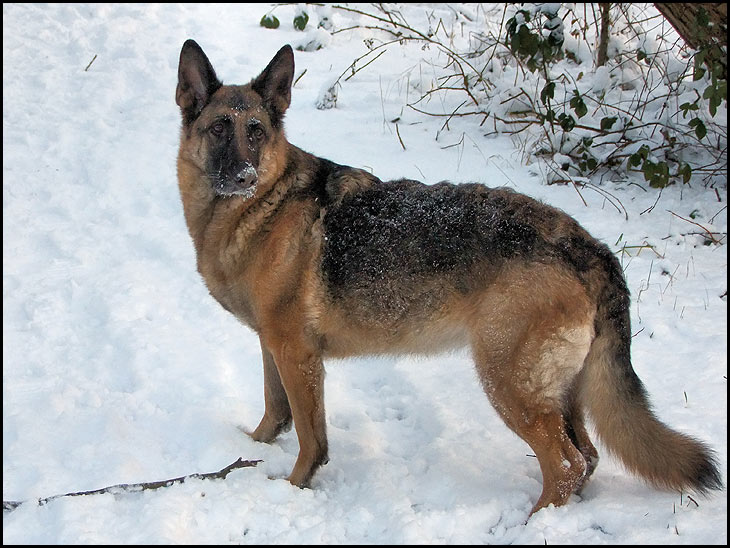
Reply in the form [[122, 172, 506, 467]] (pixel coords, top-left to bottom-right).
[[216, 164, 258, 198]]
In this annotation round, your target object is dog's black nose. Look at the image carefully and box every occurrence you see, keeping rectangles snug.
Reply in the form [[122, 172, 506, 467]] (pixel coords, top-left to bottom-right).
[[235, 165, 258, 187]]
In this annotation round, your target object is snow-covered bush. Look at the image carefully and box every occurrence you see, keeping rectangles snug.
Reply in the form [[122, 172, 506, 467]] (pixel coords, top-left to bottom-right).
[[279, 3, 726, 192]]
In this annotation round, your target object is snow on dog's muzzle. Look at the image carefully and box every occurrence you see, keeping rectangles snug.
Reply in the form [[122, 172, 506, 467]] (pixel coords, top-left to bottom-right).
[[235, 164, 257, 187], [216, 163, 258, 198]]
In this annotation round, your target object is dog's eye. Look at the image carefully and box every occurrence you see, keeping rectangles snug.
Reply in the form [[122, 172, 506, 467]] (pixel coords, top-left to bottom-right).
[[210, 122, 225, 136], [252, 126, 265, 140]]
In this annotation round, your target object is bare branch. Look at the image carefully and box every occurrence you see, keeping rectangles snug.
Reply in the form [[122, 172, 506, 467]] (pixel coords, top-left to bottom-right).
[[3, 457, 261, 513]]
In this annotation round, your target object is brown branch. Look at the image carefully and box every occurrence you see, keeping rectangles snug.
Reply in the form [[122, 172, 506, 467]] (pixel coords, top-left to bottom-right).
[[395, 123, 406, 150], [329, 4, 486, 90], [293, 68, 307, 88], [3, 457, 261, 513], [668, 210, 723, 244], [344, 49, 387, 82], [84, 54, 97, 72]]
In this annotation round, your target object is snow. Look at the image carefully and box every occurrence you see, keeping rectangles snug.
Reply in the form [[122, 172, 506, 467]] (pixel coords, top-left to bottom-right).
[[3, 3, 727, 544]]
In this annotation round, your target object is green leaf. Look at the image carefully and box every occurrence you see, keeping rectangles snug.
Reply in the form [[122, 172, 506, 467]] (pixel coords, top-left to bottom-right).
[[716, 79, 727, 102], [260, 14, 280, 29], [702, 84, 715, 100], [649, 161, 670, 188], [681, 163, 692, 184], [695, 6, 710, 29], [689, 117, 707, 140], [709, 96, 719, 117], [558, 113, 575, 132], [711, 56, 726, 81], [642, 160, 655, 182], [293, 12, 309, 31], [600, 116, 617, 131], [693, 50, 707, 81], [521, 26, 539, 58], [569, 90, 587, 118], [703, 83, 724, 117], [706, 79, 726, 118], [679, 101, 699, 118], [540, 82, 555, 105], [642, 159, 673, 188]]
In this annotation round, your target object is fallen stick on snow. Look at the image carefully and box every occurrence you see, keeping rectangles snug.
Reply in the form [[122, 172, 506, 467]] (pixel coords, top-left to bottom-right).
[[2, 457, 262, 513]]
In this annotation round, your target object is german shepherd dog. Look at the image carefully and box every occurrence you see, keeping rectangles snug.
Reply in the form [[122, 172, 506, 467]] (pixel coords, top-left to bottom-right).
[[175, 40, 722, 515]]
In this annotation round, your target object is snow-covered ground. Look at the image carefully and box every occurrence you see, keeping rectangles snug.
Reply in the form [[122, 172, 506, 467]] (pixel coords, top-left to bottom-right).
[[3, 3, 726, 544]]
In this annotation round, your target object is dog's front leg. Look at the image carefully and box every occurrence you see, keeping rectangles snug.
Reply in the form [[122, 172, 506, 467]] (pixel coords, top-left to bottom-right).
[[250, 339, 292, 443], [264, 333, 328, 488]]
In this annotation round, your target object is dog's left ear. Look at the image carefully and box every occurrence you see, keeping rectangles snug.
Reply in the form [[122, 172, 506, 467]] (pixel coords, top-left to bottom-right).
[[251, 45, 295, 127]]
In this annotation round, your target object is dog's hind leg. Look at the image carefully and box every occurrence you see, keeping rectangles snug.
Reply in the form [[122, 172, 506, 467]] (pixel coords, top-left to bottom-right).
[[473, 330, 589, 515], [250, 340, 292, 443], [514, 409, 586, 514], [563, 378, 599, 493], [470, 267, 595, 515]]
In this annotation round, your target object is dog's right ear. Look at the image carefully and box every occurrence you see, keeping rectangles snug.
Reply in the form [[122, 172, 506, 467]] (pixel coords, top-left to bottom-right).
[[176, 39, 222, 125]]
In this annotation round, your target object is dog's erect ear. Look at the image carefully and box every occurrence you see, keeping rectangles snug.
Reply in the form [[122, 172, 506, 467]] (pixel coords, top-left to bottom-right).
[[251, 45, 295, 127], [176, 39, 222, 125]]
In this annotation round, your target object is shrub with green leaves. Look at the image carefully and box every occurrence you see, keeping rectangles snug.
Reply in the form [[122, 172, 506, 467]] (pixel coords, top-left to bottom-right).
[[258, 4, 726, 192], [496, 4, 726, 189], [293, 10, 309, 31], [260, 13, 280, 29]]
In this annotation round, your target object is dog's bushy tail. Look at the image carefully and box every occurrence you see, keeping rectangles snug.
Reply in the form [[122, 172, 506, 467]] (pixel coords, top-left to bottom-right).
[[577, 245, 722, 495]]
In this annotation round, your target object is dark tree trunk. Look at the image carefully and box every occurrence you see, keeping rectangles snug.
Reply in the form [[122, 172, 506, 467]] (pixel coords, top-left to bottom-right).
[[596, 3, 611, 68], [654, 3, 727, 78]]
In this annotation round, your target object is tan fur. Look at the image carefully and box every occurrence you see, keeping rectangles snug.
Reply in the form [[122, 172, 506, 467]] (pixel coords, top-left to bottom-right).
[[579, 333, 717, 494]]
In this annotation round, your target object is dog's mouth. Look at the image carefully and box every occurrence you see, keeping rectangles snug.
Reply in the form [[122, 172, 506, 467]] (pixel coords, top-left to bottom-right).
[[214, 164, 258, 198]]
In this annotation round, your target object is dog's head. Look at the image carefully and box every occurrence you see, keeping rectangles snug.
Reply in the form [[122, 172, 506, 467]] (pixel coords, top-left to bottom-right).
[[176, 40, 294, 198]]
